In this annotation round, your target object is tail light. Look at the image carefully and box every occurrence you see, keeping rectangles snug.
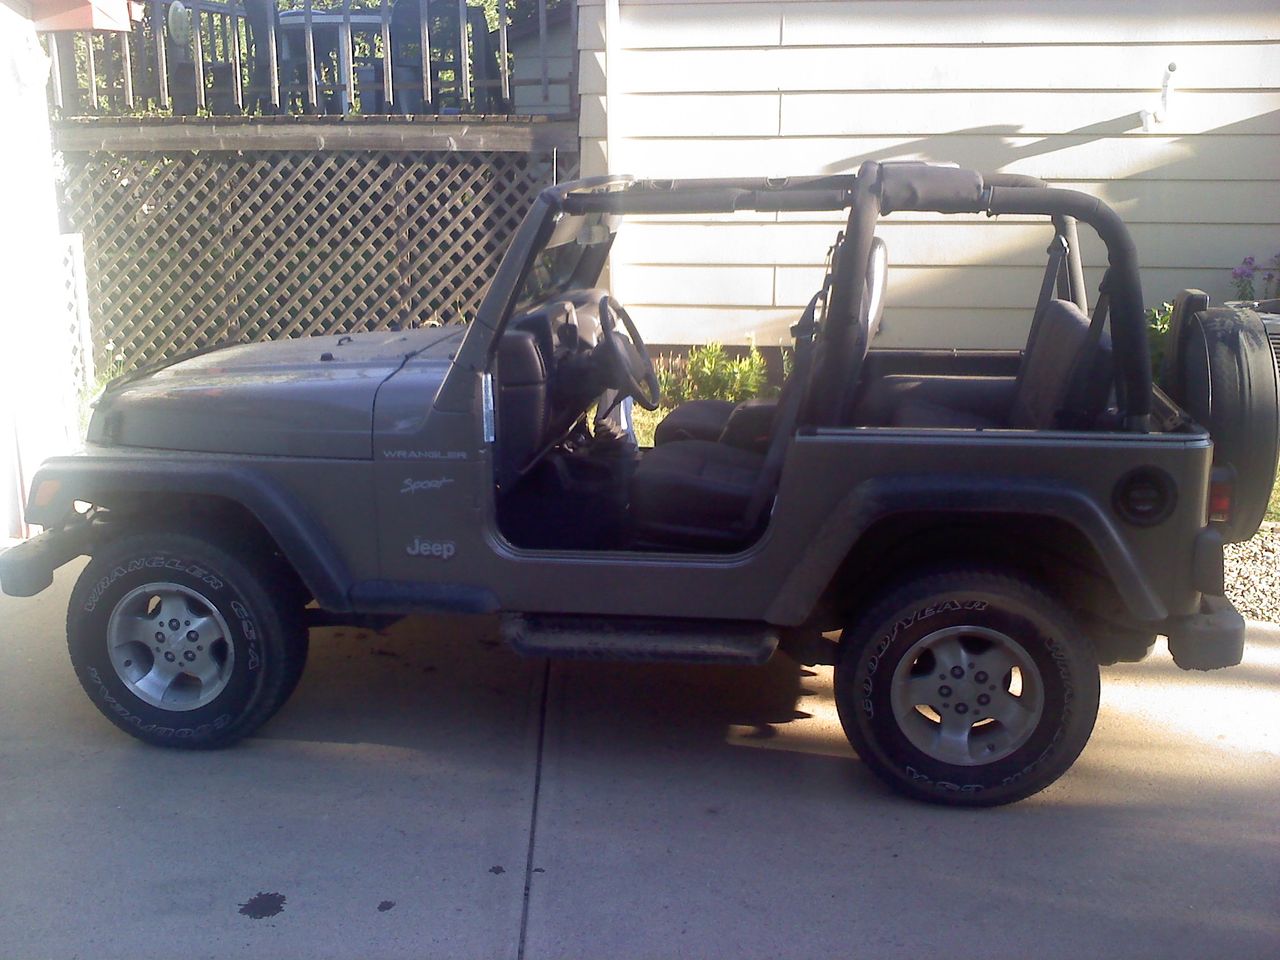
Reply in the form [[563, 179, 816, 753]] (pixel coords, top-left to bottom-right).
[[1208, 468, 1234, 524]]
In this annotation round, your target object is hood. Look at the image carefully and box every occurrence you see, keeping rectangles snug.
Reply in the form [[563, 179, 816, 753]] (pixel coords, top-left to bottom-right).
[[89, 327, 465, 458]]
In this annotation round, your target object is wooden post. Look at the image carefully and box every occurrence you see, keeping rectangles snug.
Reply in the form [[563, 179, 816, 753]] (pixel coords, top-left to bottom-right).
[[497, 0, 509, 103], [303, 0, 318, 112], [266, 6, 280, 109], [152, 0, 169, 109], [456, 0, 470, 106], [47, 34, 64, 110], [537, 0, 548, 103], [380, 0, 393, 109], [120, 31, 135, 109], [418, 0, 432, 107], [228, 1, 243, 111], [191, 0, 207, 111], [85, 32, 99, 112], [340, 0, 354, 114]]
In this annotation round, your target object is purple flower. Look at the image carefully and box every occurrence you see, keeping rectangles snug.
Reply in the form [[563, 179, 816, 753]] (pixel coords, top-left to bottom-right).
[[1243, 256, 1257, 267], [1232, 266, 1253, 279]]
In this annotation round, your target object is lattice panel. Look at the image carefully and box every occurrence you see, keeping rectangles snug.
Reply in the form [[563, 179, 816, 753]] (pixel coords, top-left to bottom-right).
[[60, 150, 577, 372], [56, 233, 95, 392]]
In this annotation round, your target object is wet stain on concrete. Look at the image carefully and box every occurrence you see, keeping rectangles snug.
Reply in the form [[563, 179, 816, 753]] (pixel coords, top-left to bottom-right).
[[378, 900, 396, 912], [489, 865, 505, 875], [238, 892, 286, 919]]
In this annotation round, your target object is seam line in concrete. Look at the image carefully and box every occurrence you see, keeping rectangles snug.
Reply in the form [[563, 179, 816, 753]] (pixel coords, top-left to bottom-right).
[[516, 659, 552, 960]]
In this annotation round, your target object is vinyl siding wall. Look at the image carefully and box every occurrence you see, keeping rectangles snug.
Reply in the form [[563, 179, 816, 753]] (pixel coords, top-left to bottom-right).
[[577, 0, 1280, 348]]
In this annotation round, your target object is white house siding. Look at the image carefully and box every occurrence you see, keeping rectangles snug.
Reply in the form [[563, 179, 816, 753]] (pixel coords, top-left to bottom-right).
[[580, 0, 1280, 348], [0, 0, 80, 539]]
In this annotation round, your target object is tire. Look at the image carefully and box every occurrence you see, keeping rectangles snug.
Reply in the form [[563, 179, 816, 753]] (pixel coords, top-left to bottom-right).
[[67, 529, 308, 749], [1168, 306, 1279, 543], [835, 569, 1100, 807]]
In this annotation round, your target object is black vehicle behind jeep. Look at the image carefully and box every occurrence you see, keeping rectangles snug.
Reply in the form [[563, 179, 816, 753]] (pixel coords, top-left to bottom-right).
[[3, 162, 1276, 806]]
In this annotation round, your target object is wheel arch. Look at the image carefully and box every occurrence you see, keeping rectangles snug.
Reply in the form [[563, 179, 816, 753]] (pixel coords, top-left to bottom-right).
[[766, 476, 1168, 627], [27, 458, 353, 612]]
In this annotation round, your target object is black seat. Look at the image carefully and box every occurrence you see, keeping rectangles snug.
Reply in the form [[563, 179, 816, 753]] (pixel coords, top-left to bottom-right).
[[653, 237, 889, 447], [629, 280, 840, 550], [494, 330, 551, 490], [891, 299, 1113, 429], [652, 398, 736, 446], [628, 440, 766, 547]]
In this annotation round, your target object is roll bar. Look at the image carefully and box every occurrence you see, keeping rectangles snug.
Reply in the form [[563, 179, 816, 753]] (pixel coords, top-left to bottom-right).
[[548, 163, 1153, 431]]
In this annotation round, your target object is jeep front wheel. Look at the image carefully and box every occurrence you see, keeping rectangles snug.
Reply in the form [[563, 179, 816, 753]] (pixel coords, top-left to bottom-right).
[[67, 530, 307, 749], [835, 569, 1099, 807]]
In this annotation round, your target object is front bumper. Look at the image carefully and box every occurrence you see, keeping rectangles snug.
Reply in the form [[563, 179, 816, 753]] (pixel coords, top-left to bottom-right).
[[0, 519, 94, 598], [1164, 594, 1246, 670]]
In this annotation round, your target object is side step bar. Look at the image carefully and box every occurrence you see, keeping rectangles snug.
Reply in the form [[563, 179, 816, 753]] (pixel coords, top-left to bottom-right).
[[501, 614, 779, 665]]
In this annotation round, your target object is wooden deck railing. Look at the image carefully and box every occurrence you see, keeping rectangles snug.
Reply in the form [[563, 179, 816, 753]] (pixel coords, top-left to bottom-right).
[[43, 0, 575, 119]]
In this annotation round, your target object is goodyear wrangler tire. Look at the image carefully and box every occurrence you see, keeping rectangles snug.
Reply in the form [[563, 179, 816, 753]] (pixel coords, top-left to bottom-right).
[[835, 570, 1099, 807], [66, 531, 308, 749]]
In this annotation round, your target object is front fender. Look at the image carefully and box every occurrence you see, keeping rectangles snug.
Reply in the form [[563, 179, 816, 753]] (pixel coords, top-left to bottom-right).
[[22, 456, 353, 611]]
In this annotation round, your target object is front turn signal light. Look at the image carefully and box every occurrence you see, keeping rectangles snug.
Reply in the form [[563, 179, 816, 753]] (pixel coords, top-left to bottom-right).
[[31, 479, 61, 509]]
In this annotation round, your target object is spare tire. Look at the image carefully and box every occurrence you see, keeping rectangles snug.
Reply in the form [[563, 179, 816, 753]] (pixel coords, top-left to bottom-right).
[[1168, 306, 1279, 543]]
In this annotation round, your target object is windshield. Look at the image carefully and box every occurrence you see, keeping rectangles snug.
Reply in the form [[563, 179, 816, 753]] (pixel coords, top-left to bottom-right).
[[515, 210, 617, 308]]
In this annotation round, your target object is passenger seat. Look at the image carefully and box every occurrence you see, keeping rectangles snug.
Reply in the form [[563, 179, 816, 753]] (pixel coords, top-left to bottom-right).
[[890, 299, 1113, 430]]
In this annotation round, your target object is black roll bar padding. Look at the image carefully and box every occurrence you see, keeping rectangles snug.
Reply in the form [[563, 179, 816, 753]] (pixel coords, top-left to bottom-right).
[[879, 162, 987, 214], [987, 185, 1151, 429], [983, 174, 1087, 312], [560, 187, 852, 216], [805, 160, 883, 427]]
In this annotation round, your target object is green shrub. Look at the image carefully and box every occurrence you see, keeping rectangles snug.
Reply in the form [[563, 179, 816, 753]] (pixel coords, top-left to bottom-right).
[[656, 343, 773, 407]]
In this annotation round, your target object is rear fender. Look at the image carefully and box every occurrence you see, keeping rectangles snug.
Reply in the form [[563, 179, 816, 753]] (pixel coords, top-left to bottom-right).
[[766, 476, 1168, 625]]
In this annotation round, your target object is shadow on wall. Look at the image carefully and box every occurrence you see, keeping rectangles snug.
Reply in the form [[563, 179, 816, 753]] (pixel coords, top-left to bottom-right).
[[616, 109, 1278, 350], [815, 112, 1280, 347]]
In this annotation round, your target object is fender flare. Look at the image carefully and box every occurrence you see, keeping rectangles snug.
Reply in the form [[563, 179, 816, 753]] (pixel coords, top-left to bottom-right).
[[766, 476, 1168, 625], [26, 457, 354, 612]]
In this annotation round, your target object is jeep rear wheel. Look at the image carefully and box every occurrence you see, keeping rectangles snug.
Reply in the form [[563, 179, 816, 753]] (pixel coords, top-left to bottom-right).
[[835, 569, 1099, 807], [67, 531, 308, 749]]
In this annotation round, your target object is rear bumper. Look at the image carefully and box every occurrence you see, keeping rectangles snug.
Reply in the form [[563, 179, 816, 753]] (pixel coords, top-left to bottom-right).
[[1165, 594, 1246, 670], [0, 519, 94, 598]]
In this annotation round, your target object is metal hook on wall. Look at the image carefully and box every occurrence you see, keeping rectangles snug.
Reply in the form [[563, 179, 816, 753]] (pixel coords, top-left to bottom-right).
[[1141, 62, 1177, 132]]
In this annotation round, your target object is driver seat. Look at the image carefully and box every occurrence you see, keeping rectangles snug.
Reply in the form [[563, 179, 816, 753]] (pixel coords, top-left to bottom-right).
[[628, 282, 834, 549], [629, 440, 766, 547]]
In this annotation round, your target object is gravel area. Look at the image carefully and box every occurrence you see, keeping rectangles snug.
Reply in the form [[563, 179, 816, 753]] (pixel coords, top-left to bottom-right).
[[1225, 524, 1280, 623]]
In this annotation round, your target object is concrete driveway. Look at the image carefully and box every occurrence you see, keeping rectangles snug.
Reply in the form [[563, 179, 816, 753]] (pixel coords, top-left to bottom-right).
[[2, 561, 1277, 959]]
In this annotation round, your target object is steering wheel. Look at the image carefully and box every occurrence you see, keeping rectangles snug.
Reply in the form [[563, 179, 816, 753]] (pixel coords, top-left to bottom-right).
[[598, 295, 661, 411]]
